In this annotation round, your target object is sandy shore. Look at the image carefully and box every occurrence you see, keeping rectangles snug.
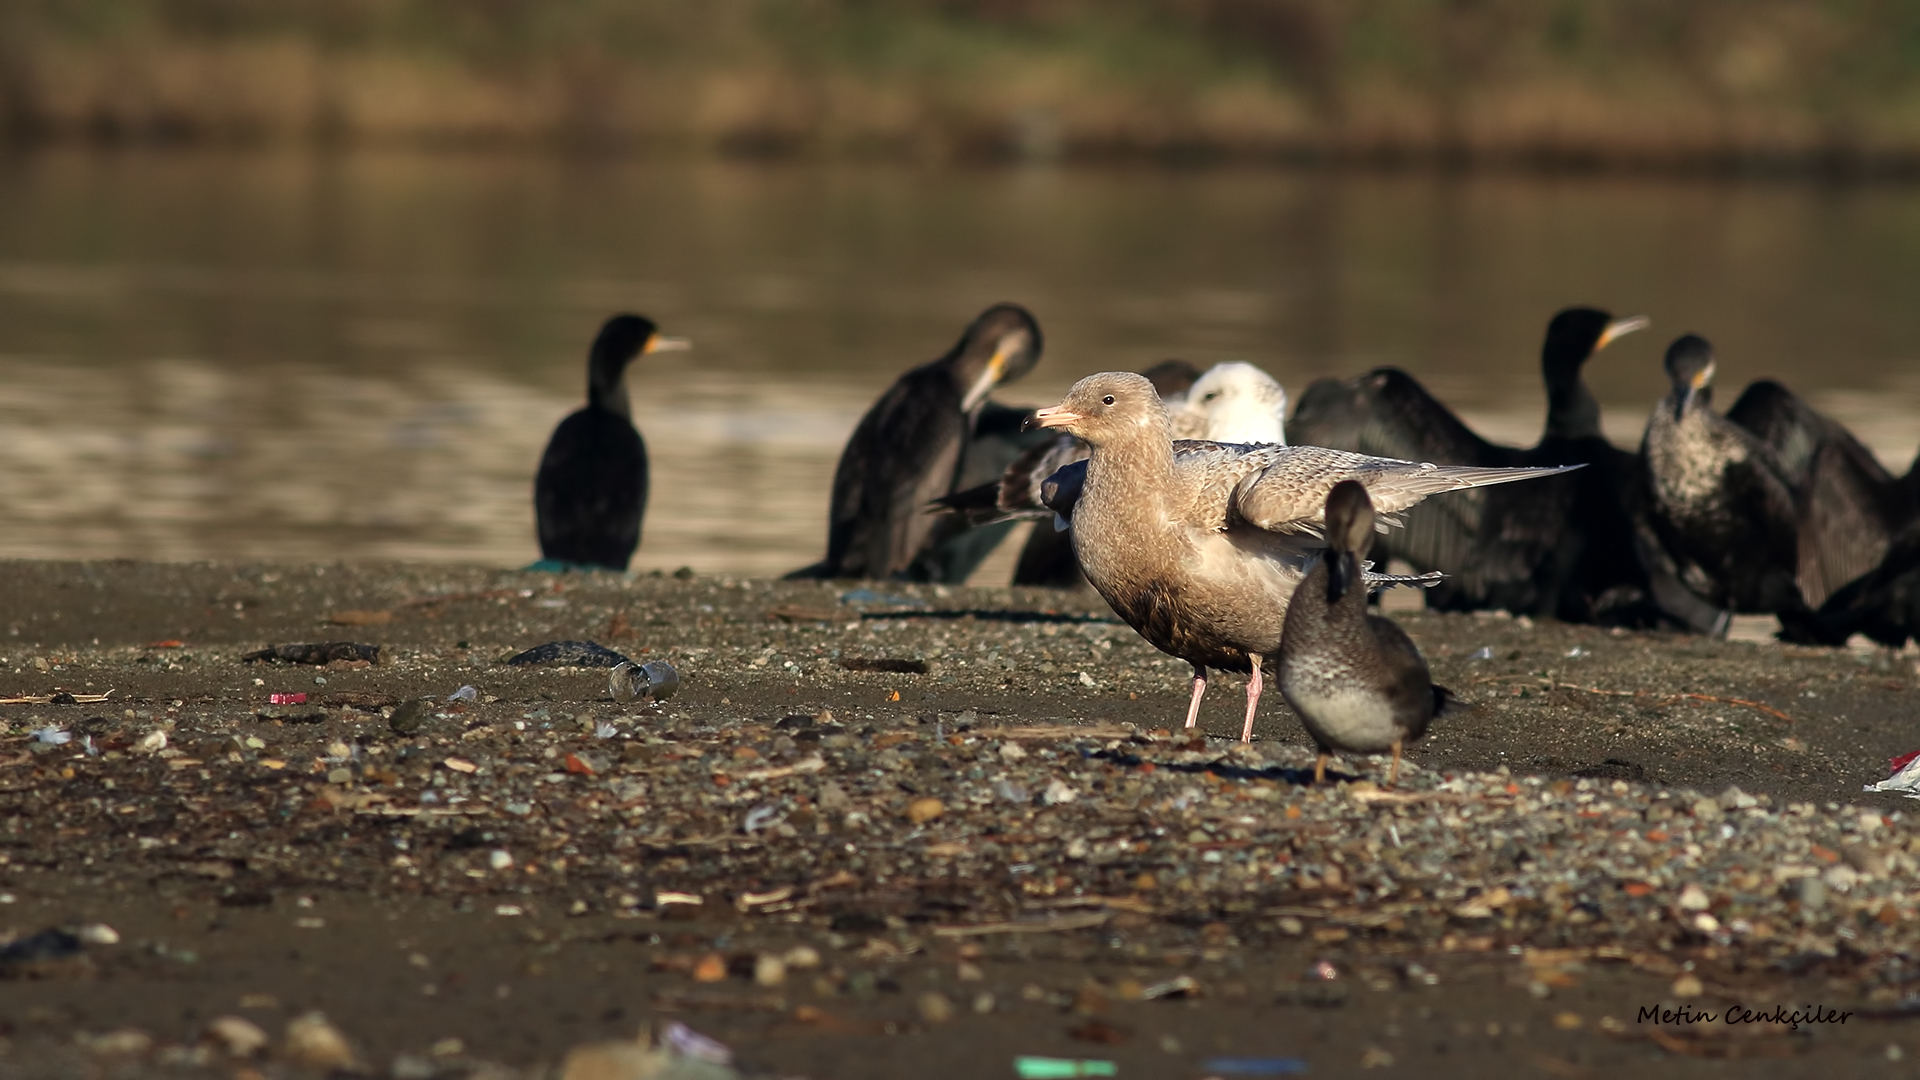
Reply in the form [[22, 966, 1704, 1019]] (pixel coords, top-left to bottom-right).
[[1, 559, 1917, 1078]]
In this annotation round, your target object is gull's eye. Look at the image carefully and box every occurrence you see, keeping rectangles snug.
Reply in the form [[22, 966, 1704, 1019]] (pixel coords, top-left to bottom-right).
[[1102, 395, 1115, 406], [1201, 391, 1219, 402]]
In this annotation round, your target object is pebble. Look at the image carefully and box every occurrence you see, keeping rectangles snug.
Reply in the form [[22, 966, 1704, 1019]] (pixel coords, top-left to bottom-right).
[[917, 991, 956, 1024], [283, 1012, 356, 1071], [907, 797, 945, 824], [753, 954, 787, 987], [1671, 973, 1704, 997], [205, 1015, 269, 1058]]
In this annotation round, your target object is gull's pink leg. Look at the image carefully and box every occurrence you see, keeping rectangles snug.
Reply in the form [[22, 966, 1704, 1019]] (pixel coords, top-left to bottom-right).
[[1240, 655, 1264, 743], [1184, 665, 1208, 729]]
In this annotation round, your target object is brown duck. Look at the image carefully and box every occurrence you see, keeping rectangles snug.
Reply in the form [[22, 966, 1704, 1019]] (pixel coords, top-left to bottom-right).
[[1279, 481, 1459, 784]]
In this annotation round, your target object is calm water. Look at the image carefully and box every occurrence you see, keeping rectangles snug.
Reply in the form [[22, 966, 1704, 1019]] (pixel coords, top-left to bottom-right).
[[3, 149, 1920, 577]]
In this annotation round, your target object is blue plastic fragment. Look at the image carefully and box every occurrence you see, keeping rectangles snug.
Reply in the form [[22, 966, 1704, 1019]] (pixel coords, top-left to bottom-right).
[[1202, 1059, 1309, 1076]]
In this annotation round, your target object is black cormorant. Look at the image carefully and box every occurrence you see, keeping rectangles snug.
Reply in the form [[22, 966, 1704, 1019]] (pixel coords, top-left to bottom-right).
[[1288, 307, 1720, 630], [790, 303, 1042, 581], [1639, 334, 1811, 625], [533, 314, 686, 571]]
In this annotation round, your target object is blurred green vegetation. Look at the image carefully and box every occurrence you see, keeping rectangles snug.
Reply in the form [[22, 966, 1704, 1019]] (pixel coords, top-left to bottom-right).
[[5, 0, 1920, 169]]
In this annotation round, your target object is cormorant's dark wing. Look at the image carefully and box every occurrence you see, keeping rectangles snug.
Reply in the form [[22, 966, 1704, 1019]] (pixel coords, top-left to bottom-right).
[[1288, 368, 1514, 576], [534, 408, 647, 571], [1724, 379, 1885, 489], [1807, 520, 1920, 647], [1796, 439, 1912, 607], [807, 363, 968, 579]]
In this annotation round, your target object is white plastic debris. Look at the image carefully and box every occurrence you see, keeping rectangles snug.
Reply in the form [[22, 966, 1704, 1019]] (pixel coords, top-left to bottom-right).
[[32, 727, 71, 745], [446, 685, 479, 702], [662, 1022, 732, 1064], [76, 923, 120, 945], [1468, 646, 1494, 661], [595, 722, 618, 739], [133, 729, 167, 754], [487, 850, 514, 871], [1042, 779, 1079, 806], [1865, 751, 1920, 799]]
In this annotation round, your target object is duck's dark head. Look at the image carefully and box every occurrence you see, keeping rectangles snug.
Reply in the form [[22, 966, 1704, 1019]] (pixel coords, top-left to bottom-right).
[[588, 314, 689, 414], [950, 303, 1043, 412], [1029, 371, 1167, 449], [1541, 307, 1647, 438], [1322, 479, 1374, 602], [1662, 333, 1717, 420]]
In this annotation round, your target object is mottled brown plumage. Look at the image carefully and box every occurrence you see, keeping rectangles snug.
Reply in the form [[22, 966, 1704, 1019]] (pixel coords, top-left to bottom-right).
[[1031, 372, 1568, 741]]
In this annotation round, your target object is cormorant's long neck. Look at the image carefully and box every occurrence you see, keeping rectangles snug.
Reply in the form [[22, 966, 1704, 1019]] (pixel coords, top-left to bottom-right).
[[1542, 358, 1601, 440], [589, 357, 633, 420]]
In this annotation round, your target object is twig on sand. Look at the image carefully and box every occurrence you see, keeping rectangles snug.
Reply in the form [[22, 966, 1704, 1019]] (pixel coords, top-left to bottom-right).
[[933, 911, 1111, 936]]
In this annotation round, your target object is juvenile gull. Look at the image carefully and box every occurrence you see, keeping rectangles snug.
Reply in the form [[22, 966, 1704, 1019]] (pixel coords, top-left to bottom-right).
[[1031, 371, 1572, 742], [534, 314, 689, 571], [1278, 481, 1460, 785]]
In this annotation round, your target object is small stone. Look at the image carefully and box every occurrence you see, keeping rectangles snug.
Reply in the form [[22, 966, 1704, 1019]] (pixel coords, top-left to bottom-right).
[[1671, 974, 1704, 998], [999, 741, 1028, 762], [957, 961, 984, 981], [1677, 883, 1711, 911], [389, 699, 433, 735], [558, 1040, 672, 1080], [80, 1029, 153, 1057], [488, 850, 514, 872], [206, 1015, 269, 1058], [692, 953, 727, 983], [76, 923, 119, 945], [1360, 1046, 1396, 1068], [782, 945, 822, 969], [817, 781, 852, 812], [1718, 785, 1758, 810], [1823, 864, 1859, 892], [1790, 876, 1829, 911], [429, 1038, 466, 1058], [973, 992, 996, 1015], [907, 797, 945, 824], [1277, 917, 1305, 936], [283, 1011, 356, 1071], [1042, 779, 1078, 805], [917, 991, 956, 1024], [1691, 797, 1724, 823], [1554, 1012, 1583, 1030], [754, 954, 787, 987], [326, 767, 352, 785]]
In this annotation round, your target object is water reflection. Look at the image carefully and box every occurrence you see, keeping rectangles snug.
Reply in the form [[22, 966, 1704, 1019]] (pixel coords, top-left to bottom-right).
[[1, 149, 1917, 575]]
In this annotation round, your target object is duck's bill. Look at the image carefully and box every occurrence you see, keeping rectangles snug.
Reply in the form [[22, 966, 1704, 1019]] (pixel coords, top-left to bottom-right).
[[646, 335, 693, 353], [1026, 405, 1079, 431], [1595, 315, 1650, 351]]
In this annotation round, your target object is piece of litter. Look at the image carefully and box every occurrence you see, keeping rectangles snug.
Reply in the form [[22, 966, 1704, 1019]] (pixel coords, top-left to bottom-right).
[[1565, 646, 1589, 658], [662, 1021, 732, 1064], [1865, 753, 1920, 799], [1203, 1059, 1311, 1076], [742, 804, 788, 834], [446, 685, 478, 702], [610, 660, 682, 703], [32, 728, 71, 745], [1139, 974, 1202, 1000], [1014, 1058, 1117, 1079], [595, 722, 618, 738], [268, 693, 307, 705], [1469, 646, 1494, 661]]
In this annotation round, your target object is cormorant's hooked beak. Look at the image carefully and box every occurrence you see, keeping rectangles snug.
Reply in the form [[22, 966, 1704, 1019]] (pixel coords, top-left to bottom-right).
[[1676, 360, 1714, 419], [960, 343, 1014, 412], [1026, 404, 1079, 432], [1595, 314, 1650, 352], [645, 335, 693, 354]]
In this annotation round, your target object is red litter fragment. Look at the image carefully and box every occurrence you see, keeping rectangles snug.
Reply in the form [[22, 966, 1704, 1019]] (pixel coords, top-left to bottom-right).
[[269, 693, 308, 705], [147, 639, 185, 649], [1892, 750, 1920, 775], [564, 753, 596, 776]]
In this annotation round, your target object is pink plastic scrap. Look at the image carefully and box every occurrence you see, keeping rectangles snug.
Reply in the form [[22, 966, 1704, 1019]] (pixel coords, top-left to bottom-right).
[[268, 693, 308, 705], [1864, 751, 1920, 799]]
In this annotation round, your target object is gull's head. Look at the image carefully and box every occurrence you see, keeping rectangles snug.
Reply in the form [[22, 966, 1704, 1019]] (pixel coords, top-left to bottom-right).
[[1180, 361, 1288, 444], [1028, 371, 1167, 447]]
